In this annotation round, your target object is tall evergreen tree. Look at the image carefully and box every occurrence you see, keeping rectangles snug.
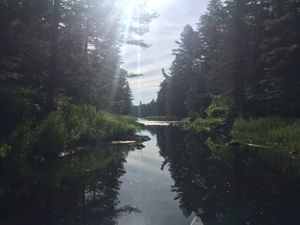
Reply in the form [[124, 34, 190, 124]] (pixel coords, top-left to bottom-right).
[[156, 0, 300, 118]]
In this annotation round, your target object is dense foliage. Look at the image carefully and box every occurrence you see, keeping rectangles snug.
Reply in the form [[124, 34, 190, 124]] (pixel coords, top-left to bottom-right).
[[0, 0, 156, 158], [0, 3, 153, 222], [0, 105, 136, 161], [156, 0, 300, 118]]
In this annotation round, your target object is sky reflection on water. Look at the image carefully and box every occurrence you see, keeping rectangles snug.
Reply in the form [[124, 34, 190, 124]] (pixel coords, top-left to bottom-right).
[[117, 130, 192, 225]]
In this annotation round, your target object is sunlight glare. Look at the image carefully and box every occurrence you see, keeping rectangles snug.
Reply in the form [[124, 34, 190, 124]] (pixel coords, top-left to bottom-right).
[[125, 0, 163, 10], [144, 0, 162, 10]]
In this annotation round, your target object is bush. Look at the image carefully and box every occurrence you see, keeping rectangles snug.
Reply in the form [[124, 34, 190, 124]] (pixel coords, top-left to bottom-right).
[[182, 117, 192, 130], [0, 105, 137, 160], [183, 117, 223, 133], [0, 144, 11, 158], [2, 114, 67, 160], [182, 96, 230, 134], [206, 95, 230, 118], [64, 105, 136, 143], [120, 115, 137, 125], [34, 113, 68, 157], [0, 85, 42, 136], [92, 109, 136, 141], [6, 122, 36, 162]]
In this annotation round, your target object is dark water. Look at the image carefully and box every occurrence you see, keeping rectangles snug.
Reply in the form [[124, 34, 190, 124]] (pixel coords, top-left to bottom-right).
[[1, 125, 300, 225]]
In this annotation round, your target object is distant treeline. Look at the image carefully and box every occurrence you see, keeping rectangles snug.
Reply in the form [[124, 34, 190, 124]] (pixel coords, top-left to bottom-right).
[[130, 100, 157, 117], [155, 0, 300, 118]]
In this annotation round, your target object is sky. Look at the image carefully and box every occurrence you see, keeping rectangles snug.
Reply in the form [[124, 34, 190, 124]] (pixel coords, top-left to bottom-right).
[[121, 0, 209, 105]]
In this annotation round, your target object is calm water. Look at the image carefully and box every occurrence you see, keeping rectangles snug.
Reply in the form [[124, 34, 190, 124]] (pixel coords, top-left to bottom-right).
[[117, 130, 192, 225], [0, 125, 300, 225]]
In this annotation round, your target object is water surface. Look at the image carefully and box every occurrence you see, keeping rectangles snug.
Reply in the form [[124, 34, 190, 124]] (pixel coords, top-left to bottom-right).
[[117, 130, 192, 225], [1, 125, 300, 225]]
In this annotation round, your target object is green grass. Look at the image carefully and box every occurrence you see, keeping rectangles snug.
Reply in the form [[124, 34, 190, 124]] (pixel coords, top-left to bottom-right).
[[0, 105, 137, 159], [143, 116, 180, 121], [200, 116, 300, 175], [63, 105, 137, 144], [233, 117, 300, 154], [120, 115, 138, 125]]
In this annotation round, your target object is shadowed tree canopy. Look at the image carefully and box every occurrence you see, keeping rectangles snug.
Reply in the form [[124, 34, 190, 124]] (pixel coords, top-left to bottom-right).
[[156, 0, 300, 118]]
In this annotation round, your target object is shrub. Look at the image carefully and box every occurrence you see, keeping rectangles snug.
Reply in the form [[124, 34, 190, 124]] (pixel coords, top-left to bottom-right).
[[1, 105, 137, 160], [182, 116, 224, 134], [206, 95, 230, 118], [7, 122, 36, 162], [64, 105, 136, 143], [0, 85, 42, 136], [0, 144, 11, 158], [182, 117, 192, 130], [120, 115, 138, 125], [92, 110, 136, 141], [34, 113, 68, 157], [190, 117, 223, 133]]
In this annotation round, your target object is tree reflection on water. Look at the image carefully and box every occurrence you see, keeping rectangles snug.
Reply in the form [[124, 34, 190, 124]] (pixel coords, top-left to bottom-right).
[[156, 126, 300, 225], [0, 144, 137, 225], [1, 126, 300, 225]]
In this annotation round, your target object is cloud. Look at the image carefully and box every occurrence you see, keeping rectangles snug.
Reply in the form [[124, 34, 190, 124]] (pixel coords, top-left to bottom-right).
[[128, 74, 163, 104], [124, 57, 172, 73], [122, 0, 209, 104]]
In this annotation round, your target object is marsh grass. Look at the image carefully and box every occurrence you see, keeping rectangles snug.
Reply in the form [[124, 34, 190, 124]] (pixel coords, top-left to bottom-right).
[[233, 117, 300, 154], [196, 116, 300, 175]]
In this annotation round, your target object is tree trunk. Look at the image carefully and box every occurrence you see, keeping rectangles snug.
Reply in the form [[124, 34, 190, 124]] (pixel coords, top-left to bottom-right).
[[84, 1, 90, 54], [44, 0, 60, 115], [234, 0, 245, 113]]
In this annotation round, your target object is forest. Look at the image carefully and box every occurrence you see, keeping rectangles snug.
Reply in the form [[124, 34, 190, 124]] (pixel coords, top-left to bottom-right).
[[0, 0, 300, 224], [135, 0, 300, 153], [0, 1, 152, 223], [0, 0, 157, 159], [155, 0, 300, 119]]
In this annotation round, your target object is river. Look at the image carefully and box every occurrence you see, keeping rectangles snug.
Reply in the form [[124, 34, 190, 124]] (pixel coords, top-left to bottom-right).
[[0, 123, 300, 225], [117, 129, 193, 225]]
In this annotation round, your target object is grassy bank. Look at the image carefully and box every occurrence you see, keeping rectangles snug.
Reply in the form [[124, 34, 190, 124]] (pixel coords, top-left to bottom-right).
[[233, 117, 300, 154], [0, 105, 137, 159], [184, 115, 300, 154], [231, 117, 300, 175], [183, 115, 300, 175]]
